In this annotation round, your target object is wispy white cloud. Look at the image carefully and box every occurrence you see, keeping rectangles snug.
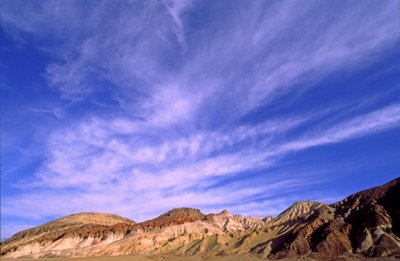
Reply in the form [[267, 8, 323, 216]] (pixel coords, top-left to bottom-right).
[[3, 103, 400, 226], [2, 1, 396, 118], [27, 107, 65, 120], [1, 0, 399, 238], [163, 0, 193, 51], [281, 104, 400, 152]]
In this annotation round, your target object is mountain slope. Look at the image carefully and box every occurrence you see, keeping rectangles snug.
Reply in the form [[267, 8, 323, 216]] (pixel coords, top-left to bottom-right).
[[0, 213, 136, 258], [266, 177, 400, 258], [269, 201, 327, 227], [1, 177, 399, 259], [139, 208, 205, 231]]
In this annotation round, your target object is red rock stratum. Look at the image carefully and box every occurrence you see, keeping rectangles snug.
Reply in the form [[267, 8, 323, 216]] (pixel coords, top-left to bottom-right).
[[1, 177, 399, 259]]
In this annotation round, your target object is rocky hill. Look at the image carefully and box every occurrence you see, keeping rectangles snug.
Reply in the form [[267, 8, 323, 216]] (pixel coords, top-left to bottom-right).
[[1, 177, 399, 259], [268, 201, 326, 226], [0, 213, 136, 258], [138, 208, 205, 231]]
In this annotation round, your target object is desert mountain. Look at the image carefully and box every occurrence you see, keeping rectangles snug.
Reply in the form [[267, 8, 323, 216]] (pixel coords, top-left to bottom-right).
[[54, 212, 135, 226], [203, 210, 265, 232], [139, 208, 205, 230], [0, 213, 136, 258], [1, 177, 399, 259], [269, 201, 325, 226]]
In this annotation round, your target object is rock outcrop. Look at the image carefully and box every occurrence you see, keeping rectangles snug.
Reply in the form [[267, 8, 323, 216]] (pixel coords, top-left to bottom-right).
[[264, 177, 400, 259], [1, 177, 399, 259], [0, 212, 136, 258], [269, 201, 326, 227], [139, 208, 205, 231]]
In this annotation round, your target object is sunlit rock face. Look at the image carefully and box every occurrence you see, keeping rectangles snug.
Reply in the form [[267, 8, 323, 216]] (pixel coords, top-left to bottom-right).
[[1, 178, 399, 259]]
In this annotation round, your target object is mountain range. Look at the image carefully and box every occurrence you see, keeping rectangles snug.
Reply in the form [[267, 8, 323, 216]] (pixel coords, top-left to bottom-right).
[[1, 177, 399, 260]]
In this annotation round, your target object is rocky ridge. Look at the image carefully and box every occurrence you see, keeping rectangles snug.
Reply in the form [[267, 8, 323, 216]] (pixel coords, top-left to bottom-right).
[[0, 213, 136, 258], [1, 177, 399, 259]]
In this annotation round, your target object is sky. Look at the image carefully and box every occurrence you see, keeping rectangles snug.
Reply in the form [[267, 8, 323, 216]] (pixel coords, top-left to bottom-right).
[[0, 0, 399, 240]]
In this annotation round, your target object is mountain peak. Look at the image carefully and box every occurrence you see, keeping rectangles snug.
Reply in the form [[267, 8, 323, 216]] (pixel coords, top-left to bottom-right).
[[55, 212, 135, 226], [157, 207, 205, 220], [271, 200, 325, 226], [288, 200, 323, 210], [2, 178, 399, 259], [139, 207, 205, 229], [220, 209, 229, 214], [263, 216, 273, 223], [164, 207, 203, 215]]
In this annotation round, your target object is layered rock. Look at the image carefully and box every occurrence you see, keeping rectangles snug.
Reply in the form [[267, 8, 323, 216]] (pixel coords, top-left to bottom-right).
[[203, 210, 265, 232], [268, 201, 327, 227], [265, 177, 400, 259], [1, 177, 399, 259], [0, 213, 136, 258], [332, 177, 400, 257], [138, 208, 205, 231]]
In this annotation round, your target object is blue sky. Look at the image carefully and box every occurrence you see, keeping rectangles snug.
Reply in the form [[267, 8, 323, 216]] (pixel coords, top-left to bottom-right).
[[1, 0, 399, 239]]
